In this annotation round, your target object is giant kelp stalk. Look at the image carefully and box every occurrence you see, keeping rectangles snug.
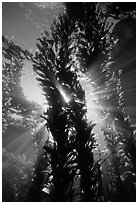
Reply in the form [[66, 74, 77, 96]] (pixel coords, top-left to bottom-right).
[[100, 6, 136, 201], [32, 16, 77, 201], [101, 55, 136, 202], [2, 36, 47, 202], [2, 36, 25, 132], [33, 12, 103, 201], [2, 36, 41, 135]]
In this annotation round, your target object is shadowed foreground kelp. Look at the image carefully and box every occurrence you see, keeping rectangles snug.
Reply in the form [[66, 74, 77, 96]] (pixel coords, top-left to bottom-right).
[[31, 12, 103, 201]]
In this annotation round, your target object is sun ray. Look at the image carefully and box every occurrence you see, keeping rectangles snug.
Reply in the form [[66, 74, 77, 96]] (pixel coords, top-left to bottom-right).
[[4, 130, 35, 161]]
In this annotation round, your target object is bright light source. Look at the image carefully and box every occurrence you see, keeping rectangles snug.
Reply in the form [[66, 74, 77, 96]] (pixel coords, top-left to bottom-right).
[[58, 87, 70, 103]]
